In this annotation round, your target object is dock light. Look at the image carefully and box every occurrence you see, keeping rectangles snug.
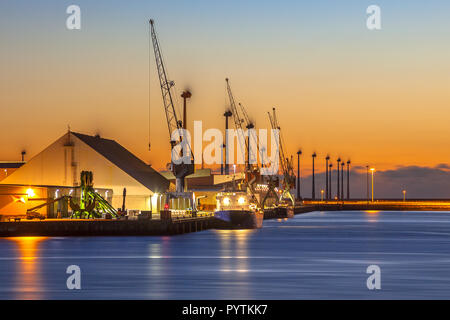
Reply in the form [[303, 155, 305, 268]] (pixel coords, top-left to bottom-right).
[[402, 190, 406, 202], [18, 197, 26, 203], [321, 190, 324, 201], [238, 196, 246, 205], [223, 197, 231, 206], [26, 188, 35, 198]]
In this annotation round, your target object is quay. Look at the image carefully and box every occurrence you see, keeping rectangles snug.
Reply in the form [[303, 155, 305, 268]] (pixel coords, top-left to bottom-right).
[[0, 216, 216, 237], [1, 200, 450, 237]]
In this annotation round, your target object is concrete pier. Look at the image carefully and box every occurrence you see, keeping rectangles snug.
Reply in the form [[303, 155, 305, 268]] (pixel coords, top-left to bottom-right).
[[0, 217, 216, 237], [2, 200, 450, 237]]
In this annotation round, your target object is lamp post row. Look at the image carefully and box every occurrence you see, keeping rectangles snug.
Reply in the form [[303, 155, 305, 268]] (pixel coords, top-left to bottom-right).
[[295, 151, 353, 201]]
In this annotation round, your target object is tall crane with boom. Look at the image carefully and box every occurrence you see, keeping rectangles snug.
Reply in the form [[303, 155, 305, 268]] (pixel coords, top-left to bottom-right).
[[150, 19, 194, 194], [225, 78, 260, 206], [262, 107, 295, 207], [225, 78, 248, 168]]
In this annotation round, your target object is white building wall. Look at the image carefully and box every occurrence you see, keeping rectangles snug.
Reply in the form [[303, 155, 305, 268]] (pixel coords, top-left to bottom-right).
[[0, 132, 154, 211]]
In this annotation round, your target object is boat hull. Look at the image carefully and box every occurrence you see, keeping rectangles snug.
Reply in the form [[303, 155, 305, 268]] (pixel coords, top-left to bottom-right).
[[276, 206, 294, 218], [214, 210, 264, 229], [263, 206, 294, 219]]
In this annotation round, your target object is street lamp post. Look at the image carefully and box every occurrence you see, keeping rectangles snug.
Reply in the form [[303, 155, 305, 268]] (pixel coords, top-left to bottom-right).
[[341, 162, 344, 201], [297, 150, 302, 201], [329, 163, 333, 200], [402, 190, 406, 202], [370, 168, 375, 202], [366, 165, 369, 203], [312, 153, 317, 200], [337, 158, 341, 200], [321, 190, 324, 201], [346, 160, 351, 200], [325, 156, 329, 201]]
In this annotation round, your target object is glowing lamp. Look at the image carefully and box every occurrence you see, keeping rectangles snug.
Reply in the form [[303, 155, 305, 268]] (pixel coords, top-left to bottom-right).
[[26, 188, 35, 198]]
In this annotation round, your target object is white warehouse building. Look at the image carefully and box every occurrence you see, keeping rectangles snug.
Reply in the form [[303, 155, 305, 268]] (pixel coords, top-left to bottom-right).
[[0, 131, 170, 211]]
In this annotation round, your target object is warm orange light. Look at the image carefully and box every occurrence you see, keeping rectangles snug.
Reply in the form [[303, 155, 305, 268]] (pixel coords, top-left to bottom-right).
[[370, 168, 375, 172], [26, 188, 35, 198]]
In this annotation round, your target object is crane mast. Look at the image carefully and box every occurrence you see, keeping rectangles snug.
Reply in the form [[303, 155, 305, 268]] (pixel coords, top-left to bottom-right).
[[150, 19, 194, 193], [266, 107, 295, 206], [225, 78, 249, 166], [225, 78, 261, 207], [150, 19, 181, 142]]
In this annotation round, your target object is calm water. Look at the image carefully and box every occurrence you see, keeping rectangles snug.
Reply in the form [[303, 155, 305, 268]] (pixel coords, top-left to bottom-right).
[[1, 210, 450, 299]]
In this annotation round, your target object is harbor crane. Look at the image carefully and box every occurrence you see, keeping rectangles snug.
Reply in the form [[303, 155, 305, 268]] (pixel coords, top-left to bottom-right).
[[225, 78, 260, 206], [150, 19, 194, 193], [262, 107, 295, 207], [225, 78, 248, 168]]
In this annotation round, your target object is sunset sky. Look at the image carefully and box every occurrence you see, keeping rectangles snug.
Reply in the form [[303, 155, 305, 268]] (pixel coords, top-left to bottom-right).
[[1, 0, 450, 196]]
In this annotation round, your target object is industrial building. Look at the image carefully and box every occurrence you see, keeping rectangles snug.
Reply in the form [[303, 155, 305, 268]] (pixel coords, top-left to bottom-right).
[[0, 131, 170, 219]]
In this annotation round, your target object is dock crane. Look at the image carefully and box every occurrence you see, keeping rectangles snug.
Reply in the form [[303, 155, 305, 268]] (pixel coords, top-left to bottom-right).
[[150, 19, 194, 194], [262, 107, 295, 207], [225, 78, 248, 168], [225, 78, 260, 206]]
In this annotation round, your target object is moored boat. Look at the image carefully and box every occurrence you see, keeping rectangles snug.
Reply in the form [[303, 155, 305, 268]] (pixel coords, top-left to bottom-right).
[[214, 191, 263, 229]]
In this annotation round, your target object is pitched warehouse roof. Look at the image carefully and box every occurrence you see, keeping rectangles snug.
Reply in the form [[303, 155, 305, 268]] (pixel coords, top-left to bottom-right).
[[72, 132, 169, 193]]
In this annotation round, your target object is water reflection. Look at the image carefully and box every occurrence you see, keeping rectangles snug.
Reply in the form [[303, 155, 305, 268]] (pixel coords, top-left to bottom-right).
[[215, 230, 254, 299], [7, 237, 47, 299], [364, 210, 380, 223]]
